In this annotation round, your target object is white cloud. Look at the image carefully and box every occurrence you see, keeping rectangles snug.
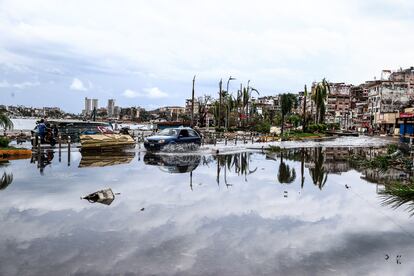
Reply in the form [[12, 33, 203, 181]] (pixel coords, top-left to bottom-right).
[[122, 87, 168, 99], [70, 78, 87, 91], [122, 89, 139, 98], [0, 80, 40, 89]]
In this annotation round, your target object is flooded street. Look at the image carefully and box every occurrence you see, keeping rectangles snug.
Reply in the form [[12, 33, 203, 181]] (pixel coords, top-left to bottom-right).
[[0, 138, 413, 275]]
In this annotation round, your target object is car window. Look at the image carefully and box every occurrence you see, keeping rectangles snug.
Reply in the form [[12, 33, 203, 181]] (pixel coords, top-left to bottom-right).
[[158, 128, 178, 136], [188, 130, 198, 137], [179, 129, 189, 137]]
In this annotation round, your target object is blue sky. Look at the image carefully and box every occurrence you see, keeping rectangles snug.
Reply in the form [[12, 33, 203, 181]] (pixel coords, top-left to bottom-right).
[[0, 0, 413, 113]]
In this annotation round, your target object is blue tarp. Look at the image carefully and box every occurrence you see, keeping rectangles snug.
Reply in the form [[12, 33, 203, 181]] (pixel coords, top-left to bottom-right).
[[399, 124, 414, 135]]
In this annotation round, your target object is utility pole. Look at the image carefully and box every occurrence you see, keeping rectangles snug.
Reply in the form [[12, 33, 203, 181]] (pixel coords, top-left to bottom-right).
[[191, 75, 196, 127], [226, 76, 236, 130], [218, 79, 222, 128]]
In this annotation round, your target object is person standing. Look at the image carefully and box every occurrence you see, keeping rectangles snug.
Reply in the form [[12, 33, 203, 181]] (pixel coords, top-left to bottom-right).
[[38, 119, 46, 143]]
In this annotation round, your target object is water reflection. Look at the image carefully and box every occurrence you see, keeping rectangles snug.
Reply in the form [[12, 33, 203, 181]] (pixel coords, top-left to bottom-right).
[[272, 147, 412, 188], [211, 153, 258, 186], [144, 153, 200, 173], [2, 144, 414, 274], [79, 151, 135, 168], [0, 172, 13, 190], [309, 147, 328, 189], [277, 153, 296, 184], [30, 149, 54, 175]]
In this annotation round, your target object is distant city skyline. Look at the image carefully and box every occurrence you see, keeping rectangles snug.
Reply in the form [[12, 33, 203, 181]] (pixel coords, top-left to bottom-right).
[[1, 0, 414, 112]]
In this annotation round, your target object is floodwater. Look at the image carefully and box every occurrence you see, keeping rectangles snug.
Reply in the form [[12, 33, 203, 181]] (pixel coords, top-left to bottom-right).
[[1, 138, 414, 275]]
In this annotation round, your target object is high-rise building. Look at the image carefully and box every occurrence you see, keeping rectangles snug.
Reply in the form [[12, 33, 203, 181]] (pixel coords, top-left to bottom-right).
[[107, 99, 115, 117], [84, 97, 92, 115], [92, 99, 99, 111]]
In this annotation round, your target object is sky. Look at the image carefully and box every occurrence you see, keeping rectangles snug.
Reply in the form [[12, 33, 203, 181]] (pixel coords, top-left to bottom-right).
[[0, 0, 413, 113]]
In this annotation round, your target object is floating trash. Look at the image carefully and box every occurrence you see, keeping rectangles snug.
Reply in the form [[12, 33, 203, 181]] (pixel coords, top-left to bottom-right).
[[82, 188, 117, 205]]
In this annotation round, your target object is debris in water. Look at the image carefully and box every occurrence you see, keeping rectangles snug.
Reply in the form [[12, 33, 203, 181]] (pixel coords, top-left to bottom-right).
[[82, 188, 116, 205]]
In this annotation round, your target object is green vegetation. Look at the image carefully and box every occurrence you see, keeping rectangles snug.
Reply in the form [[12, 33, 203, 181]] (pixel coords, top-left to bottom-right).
[[379, 182, 414, 216], [0, 137, 10, 148], [0, 112, 13, 131], [308, 123, 327, 133], [349, 144, 412, 172], [280, 93, 296, 135], [311, 78, 329, 124], [253, 121, 271, 133]]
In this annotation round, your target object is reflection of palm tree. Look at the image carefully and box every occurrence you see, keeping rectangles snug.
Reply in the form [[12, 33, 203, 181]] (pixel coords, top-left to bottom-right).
[[278, 153, 296, 184], [301, 148, 305, 188], [214, 153, 258, 186], [309, 148, 328, 189], [0, 172, 13, 190]]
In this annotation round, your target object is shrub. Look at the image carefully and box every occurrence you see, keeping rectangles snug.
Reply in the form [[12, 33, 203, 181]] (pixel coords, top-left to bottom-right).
[[308, 123, 327, 133], [215, 127, 225, 133], [387, 144, 399, 154], [254, 121, 271, 133], [0, 137, 10, 148], [327, 123, 340, 130]]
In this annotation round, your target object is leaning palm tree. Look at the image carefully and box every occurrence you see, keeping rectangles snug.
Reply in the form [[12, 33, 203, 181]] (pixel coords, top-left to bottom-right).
[[0, 112, 13, 131]]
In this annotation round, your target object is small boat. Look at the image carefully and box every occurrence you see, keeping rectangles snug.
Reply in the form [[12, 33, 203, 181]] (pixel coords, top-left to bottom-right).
[[79, 126, 135, 151]]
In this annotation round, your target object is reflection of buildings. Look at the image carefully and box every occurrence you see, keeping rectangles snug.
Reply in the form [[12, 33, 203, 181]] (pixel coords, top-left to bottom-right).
[[280, 146, 411, 188], [361, 168, 409, 184]]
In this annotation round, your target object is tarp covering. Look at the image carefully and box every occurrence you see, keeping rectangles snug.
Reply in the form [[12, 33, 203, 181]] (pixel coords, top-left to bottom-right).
[[80, 134, 135, 150]]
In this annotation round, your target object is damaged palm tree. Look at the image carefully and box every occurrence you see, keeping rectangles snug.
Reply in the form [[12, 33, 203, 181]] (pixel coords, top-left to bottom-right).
[[379, 182, 414, 216], [82, 188, 118, 205]]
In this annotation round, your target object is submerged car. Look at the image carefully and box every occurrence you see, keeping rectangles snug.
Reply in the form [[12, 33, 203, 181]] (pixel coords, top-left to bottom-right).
[[144, 127, 201, 151]]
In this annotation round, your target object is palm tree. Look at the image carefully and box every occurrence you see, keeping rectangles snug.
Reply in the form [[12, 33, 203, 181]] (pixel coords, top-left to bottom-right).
[[302, 85, 308, 132], [242, 85, 260, 126], [280, 93, 295, 136], [0, 112, 13, 131], [277, 153, 296, 184], [312, 79, 330, 124]]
